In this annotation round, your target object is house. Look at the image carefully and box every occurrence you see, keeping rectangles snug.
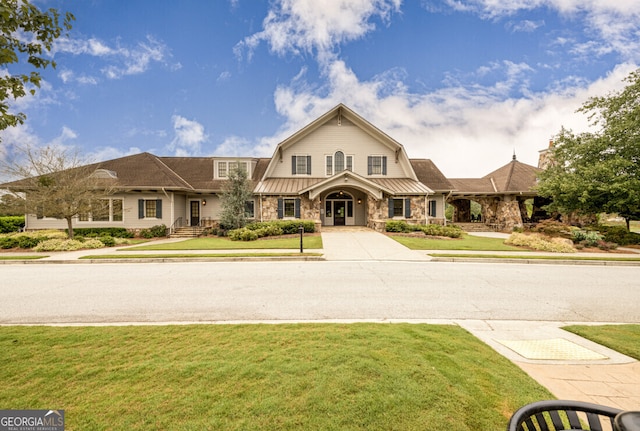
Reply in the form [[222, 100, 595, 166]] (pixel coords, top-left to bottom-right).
[[2, 104, 544, 234]]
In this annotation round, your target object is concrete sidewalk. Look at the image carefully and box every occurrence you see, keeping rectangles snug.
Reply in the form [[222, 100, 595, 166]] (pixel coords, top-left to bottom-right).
[[458, 320, 640, 411]]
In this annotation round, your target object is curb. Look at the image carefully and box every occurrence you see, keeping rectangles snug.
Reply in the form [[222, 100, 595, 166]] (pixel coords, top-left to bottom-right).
[[429, 257, 640, 266]]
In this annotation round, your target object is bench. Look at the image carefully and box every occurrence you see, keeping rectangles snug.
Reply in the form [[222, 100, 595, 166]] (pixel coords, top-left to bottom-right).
[[507, 400, 622, 431]]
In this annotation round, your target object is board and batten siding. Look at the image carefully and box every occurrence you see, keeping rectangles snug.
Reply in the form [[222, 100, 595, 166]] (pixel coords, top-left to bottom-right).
[[269, 118, 411, 179]]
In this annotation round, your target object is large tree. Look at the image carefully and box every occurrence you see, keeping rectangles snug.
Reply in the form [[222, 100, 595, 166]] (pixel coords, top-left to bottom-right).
[[537, 69, 640, 231], [1, 0, 74, 132], [0, 144, 115, 238], [219, 164, 254, 230]]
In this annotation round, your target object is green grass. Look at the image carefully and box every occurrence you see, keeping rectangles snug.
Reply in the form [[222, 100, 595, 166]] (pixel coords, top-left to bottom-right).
[[0, 324, 551, 431], [127, 235, 322, 250], [391, 233, 524, 251], [0, 255, 47, 260], [563, 324, 640, 360], [429, 253, 640, 261], [81, 252, 322, 259]]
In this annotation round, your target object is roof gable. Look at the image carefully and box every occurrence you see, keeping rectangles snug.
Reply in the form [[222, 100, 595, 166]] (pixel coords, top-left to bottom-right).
[[262, 104, 418, 181]]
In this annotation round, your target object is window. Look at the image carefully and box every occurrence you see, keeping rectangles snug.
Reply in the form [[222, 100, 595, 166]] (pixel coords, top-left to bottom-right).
[[334, 151, 344, 173], [79, 198, 124, 222], [388, 198, 411, 218], [326, 152, 353, 176], [277, 198, 301, 219], [368, 155, 387, 175], [217, 160, 250, 178], [292, 155, 311, 175], [245, 200, 255, 218], [138, 199, 163, 219], [428, 200, 437, 217], [218, 161, 227, 178]]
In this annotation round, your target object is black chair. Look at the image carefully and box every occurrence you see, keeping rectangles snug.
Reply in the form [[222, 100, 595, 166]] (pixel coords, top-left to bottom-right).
[[508, 400, 623, 431]]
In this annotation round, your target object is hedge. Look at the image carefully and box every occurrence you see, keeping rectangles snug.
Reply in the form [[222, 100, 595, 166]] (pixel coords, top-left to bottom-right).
[[0, 216, 25, 233]]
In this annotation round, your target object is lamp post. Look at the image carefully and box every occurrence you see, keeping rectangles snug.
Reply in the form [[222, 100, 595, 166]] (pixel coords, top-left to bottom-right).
[[298, 225, 304, 253]]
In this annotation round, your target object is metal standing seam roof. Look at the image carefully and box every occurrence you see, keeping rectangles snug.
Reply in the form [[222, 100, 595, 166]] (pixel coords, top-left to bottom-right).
[[254, 176, 433, 196]]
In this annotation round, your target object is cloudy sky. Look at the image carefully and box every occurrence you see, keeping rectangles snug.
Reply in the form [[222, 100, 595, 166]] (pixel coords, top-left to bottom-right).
[[2, 0, 639, 177]]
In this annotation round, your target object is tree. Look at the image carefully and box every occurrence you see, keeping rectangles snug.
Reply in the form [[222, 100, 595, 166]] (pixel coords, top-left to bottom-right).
[[1, 0, 74, 132], [0, 144, 115, 239], [537, 69, 640, 231], [219, 164, 253, 230]]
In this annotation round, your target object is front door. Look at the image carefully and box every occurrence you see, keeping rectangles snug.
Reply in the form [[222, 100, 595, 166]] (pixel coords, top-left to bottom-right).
[[190, 201, 200, 226], [334, 201, 346, 226]]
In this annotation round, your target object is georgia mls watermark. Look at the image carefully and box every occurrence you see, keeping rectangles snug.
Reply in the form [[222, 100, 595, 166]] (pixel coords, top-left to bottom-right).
[[0, 410, 64, 431]]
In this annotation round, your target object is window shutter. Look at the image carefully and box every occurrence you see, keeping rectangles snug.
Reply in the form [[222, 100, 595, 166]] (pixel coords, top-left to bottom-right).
[[294, 198, 301, 218], [429, 200, 436, 217], [138, 199, 144, 219], [388, 198, 394, 218], [368, 156, 373, 175], [291, 156, 297, 175], [277, 198, 284, 219], [156, 199, 163, 219], [404, 198, 411, 218], [382, 156, 387, 175], [306, 155, 311, 175]]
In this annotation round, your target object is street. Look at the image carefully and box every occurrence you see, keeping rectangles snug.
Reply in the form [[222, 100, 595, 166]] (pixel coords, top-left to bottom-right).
[[1, 260, 638, 324]]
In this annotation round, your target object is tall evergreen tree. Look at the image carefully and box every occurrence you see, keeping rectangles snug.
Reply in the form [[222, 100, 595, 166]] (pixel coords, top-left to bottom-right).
[[219, 164, 253, 230]]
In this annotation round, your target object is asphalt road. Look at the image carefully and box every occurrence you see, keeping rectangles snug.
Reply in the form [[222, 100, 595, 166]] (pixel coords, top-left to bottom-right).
[[1, 261, 638, 324]]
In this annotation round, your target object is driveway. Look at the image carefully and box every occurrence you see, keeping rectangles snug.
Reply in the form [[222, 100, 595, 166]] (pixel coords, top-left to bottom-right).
[[320, 227, 430, 261]]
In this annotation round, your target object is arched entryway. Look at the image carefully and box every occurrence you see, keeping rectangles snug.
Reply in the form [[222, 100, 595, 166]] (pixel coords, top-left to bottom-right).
[[324, 191, 355, 226]]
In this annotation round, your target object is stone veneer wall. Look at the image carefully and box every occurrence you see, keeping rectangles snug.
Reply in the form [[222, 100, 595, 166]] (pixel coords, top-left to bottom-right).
[[259, 196, 321, 222], [367, 195, 428, 231]]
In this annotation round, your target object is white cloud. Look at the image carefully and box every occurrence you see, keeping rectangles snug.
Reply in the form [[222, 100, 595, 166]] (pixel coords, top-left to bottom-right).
[[235, 0, 401, 63], [55, 35, 171, 80], [258, 58, 637, 177], [445, 0, 640, 62], [168, 115, 208, 156], [506, 19, 545, 32]]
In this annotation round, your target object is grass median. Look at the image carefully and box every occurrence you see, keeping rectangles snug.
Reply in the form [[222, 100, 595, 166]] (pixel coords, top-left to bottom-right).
[[0, 323, 551, 430], [563, 324, 640, 360]]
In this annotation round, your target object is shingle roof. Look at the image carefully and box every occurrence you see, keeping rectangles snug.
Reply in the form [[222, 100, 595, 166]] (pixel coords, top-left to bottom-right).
[[410, 159, 454, 191], [448, 158, 540, 196]]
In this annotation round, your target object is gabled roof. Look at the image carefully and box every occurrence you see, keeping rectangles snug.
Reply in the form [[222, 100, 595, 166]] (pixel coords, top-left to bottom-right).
[[448, 157, 540, 196], [410, 159, 454, 192], [262, 104, 418, 181]]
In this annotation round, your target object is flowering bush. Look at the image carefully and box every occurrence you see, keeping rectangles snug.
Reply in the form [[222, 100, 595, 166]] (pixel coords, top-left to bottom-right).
[[505, 232, 576, 253]]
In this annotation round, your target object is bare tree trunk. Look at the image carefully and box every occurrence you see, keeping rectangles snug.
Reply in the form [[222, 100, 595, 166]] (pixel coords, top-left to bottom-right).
[[626, 217, 631, 232], [66, 216, 74, 239]]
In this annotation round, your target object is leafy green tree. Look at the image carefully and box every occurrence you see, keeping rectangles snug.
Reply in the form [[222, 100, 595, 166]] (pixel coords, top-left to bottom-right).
[[537, 69, 640, 231], [1, 0, 74, 132], [219, 164, 254, 230]]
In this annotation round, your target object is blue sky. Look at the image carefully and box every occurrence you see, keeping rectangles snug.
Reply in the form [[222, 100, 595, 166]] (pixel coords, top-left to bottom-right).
[[2, 0, 639, 177]]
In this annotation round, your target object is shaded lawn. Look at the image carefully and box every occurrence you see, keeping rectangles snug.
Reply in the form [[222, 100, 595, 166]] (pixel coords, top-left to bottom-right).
[[391, 233, 524, 251], [563, 324, 640, 360], [127, 235, 322, 250], [0, 324, 551, 431]]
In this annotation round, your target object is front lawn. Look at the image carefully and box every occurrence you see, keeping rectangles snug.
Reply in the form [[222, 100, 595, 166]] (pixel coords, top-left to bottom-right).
[[391, 233, 524, 251], [127, 235, 323, 250], [563, 324, 640, 360], [0, 324, 551, 430]]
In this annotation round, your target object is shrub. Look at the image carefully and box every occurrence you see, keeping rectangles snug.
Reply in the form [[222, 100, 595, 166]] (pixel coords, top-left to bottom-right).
[[71, 228, 134, 238], [597, 225, 640, 246], [420, 224, 463, 238], [16, 235, 43, 249], [228, 227, 259, 241], [386, 220, 411, 232], [98, 235, 116, 247], [245, 220, 314, 235], [149, 224, 168, 237], [0, 237, 18, 249], [571, 229, 603, 247], [33, 239, 86, 252], [532, 219, 573, 237], [505, 232, 576, 253], [0, 216, 25, 233]]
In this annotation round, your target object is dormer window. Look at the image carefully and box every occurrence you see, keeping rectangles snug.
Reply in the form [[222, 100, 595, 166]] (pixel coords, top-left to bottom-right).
[[217, 160, 249, 178]]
